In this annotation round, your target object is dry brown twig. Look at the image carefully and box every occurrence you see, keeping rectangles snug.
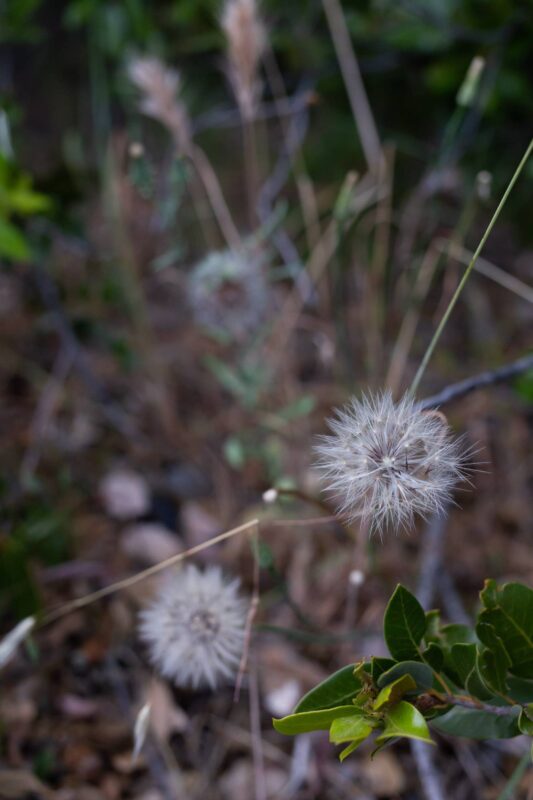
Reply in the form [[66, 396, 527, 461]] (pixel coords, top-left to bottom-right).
[[321, 0, 383, 173]]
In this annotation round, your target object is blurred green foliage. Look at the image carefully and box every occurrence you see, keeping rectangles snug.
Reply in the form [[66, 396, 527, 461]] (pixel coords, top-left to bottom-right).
[[0, 0, 531, 197], [0, 502, 70, 617], [0, 154, 50, 261]]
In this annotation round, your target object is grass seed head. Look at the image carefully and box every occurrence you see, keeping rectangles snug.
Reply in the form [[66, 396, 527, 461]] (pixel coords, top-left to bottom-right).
[[128, 56, 191, 152], [221, 0, 266, 120]]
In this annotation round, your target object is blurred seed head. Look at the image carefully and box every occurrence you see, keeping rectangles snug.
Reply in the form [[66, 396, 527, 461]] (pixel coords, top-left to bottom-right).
[[315, 392, 468, 534], [456, 55, 485, 108], [221, 0, 266, 120], [0, 616, 35, 670], [476, 170, 492, 202], [139, 564, 248, 690], [188, 247, 268, 341], [128, 56, 191, 152]]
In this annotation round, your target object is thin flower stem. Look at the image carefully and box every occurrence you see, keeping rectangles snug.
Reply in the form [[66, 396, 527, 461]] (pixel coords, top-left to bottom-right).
[[234, 530, 261, 702], [37, 519, 259, 628], [409, 138, 533, 397], [496, 750, 531, 800]]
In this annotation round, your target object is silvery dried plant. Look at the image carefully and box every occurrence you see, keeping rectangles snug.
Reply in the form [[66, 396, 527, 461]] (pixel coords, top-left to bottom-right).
[[139, 564, 248, 690], [315, 392, 468, 533], [188, 247, 268, 340]]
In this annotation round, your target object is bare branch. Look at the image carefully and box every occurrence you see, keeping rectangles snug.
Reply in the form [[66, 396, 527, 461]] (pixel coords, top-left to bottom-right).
[[418, 354, 533, 411]]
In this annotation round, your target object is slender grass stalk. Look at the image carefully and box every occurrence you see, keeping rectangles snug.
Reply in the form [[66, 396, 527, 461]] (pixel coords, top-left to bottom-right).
[[38, 519, 259, 628], [409, 138, 533, 396], [496, 750, 531, 800]]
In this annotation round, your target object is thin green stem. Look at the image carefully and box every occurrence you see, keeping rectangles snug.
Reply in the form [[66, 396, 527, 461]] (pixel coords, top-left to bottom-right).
[[409, 138, 533, 396], [496, 750, 531, 800]]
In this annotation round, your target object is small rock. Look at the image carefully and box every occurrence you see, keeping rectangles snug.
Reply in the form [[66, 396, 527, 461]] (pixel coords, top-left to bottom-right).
[[359, 751, 406, 796], [264, 679, 301, 718], [99, 469, 150, 520], [121, 523, 181, 565]]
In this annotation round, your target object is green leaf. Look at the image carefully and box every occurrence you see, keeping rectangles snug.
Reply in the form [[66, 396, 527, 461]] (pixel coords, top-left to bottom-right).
[[507, 676, 533, 704], [425, 610, 441, 642], [477, 583, 533, 678], [339, 738, 367, 762], [448, 643, 477, 687], [476, 625, 512, 694], [518, 709, 533, 736], [294, 665, 361, 713], [431, 706, 520, 739], [384, 585, 426, 662], [273, 706, 362, 735], [0, 217, 31, 261], [376, 701, 434, 745], [423, 643, 444, 671], [377, 661, 434, 693], [374, 675, 417, 710], [480, 579, 499, 610], [329, 714, 374, 744], [370, 656, 396, 681], [440, 623, 477, 647], [465, 663, 495, 701]]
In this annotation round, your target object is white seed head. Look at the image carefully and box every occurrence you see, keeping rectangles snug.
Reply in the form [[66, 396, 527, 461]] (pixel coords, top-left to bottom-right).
[[315, 392, 467, 533], [139, 565, 248, 690], [0, 616, 35, 670], [188, 248, 268, 340]]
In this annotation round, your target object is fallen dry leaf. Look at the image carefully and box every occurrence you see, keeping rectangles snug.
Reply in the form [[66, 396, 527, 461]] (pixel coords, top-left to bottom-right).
[[0, 770, 57, 799]]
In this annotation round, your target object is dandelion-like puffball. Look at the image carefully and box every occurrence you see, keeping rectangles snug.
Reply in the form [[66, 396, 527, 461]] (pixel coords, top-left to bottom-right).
[[315, 392, 467, 533], [139, 565, 248, 690], [188, 248, 267, 341]]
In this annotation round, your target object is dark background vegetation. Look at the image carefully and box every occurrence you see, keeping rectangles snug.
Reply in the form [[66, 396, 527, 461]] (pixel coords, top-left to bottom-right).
[[0, 0, 532, 798]]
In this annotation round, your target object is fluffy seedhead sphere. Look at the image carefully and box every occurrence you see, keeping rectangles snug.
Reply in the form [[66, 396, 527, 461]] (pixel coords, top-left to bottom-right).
[[188, 248, 267, 341], [139, 564, 248, 690], [315, 392, 467, 533]]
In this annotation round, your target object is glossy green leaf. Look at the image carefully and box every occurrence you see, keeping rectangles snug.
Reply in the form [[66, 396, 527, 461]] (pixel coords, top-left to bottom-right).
[[377, 661, 434, 693], [448, 643, 476, 686], [294, 665, 361, 713], [376, 701, 433, 745], [370, 656, 396, 681], [273, 705, 362, 735], [374, 674, 417, 710], [518, 709, 533, 736], [477, 583, 533, 678], [440, 623, 477, 647], [425, 610, 441, 642], [431, 705, 520, 739], [465, 663, 494, 701], [476, 627, 511, 695], [384, 585, 426, 662], [329, 714, 374, 744], [423, 642, 444, 671], [507, 676, 533, 704], [339, 738, 367, 762], [480, 579, 499, 610]]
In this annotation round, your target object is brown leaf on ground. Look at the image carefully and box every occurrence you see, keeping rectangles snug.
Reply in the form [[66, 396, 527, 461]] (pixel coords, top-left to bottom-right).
[[0, 770, 57, 799]]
